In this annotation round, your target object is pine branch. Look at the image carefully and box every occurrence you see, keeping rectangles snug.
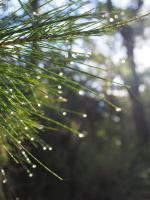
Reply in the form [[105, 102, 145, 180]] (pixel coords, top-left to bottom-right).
[[0, 0, 149, 180]]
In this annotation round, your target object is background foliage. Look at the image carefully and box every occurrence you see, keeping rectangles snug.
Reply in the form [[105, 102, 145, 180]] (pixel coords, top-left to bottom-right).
[[0, 0, 150, 199]]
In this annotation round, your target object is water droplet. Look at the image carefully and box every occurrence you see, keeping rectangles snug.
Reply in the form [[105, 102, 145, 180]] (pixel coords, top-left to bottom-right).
[[62, 112, 67, 116], [109, 18, 114, 22], [114, 14, 118, 19], [1, 169, 5, 175], [43, 146, 47, 151], [30, 137, 34, 141], [83, 114, 87, 118], [121, 59, 126, 64], [29, 173, 33, 178], [78, 90, 85, 96], [59, 72, 63, 76], [48, 147, 53, 151], [44, 95, 48, 99], [78, 133, 85, 138], [22, 151, 25, 155], [26, 158, 30, 163], [38, 125, 44, 130], [72, 54, 77, 58], [58, 85, 62, 89], [25, 127, 28, 130], [116, 107, 122, 112], [33, 11, 38, 16], [58, 90, 63, 94], [3, 179, 7, 184]]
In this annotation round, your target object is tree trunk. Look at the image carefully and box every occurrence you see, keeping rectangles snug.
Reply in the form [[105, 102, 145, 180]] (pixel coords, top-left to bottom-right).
[[106, 0, 149, 146], [120, 25, 149, 146]]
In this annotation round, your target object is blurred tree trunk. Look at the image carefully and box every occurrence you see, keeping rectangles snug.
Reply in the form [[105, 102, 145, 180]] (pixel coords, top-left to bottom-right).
[[107, 0, 149, 146], [120, 25, 149, 146]]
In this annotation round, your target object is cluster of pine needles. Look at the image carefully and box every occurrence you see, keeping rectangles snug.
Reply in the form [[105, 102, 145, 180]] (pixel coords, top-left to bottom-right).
[[0, 0, 149, 180]]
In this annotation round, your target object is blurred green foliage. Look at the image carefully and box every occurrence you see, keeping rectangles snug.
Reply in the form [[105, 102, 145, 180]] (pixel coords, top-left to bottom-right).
[[1, 0, 150, 200]]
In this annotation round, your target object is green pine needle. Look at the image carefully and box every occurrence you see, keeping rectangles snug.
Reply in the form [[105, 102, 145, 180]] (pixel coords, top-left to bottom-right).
[[0, 0, 149, 180]]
